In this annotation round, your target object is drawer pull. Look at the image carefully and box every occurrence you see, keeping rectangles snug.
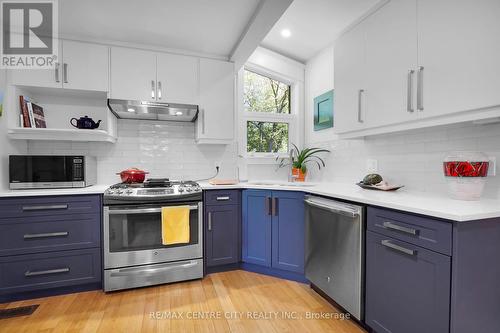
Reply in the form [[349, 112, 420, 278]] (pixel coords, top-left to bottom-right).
[[216, 196, 230, 201], [22, 204, 69, 211], [382, 221, 419, 235], [25, 267, 70, 277], [381, 240, 416, 256], [24, 232, 69, 240]]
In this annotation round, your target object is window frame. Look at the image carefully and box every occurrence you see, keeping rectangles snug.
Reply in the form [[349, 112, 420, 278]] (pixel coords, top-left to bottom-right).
[[239, 64, 299, 161]]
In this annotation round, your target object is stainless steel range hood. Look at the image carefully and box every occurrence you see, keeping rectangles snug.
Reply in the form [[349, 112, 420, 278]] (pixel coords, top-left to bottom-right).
[[107, 99, 199, 122]]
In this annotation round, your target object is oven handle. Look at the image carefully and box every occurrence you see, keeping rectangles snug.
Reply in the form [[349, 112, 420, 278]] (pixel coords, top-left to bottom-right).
[[107, 205, 198, 215], [109, 260, 199, 277]]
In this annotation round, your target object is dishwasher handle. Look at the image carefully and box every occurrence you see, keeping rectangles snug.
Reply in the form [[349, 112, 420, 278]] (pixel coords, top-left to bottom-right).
[[305, 198, 360, 218]]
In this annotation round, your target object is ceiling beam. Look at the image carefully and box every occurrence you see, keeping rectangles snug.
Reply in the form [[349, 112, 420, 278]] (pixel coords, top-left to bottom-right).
[[230, 0, 293, 70]]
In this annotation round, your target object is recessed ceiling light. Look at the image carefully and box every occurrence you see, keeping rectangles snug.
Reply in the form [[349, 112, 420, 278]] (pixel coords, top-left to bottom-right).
[[175, 111, 183, 116], [127, 108, 135, 112], [281, 29, 291, 38]]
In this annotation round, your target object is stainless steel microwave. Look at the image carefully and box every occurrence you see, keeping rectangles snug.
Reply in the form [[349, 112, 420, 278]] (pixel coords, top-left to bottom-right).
[[9, 155, 97, 189]]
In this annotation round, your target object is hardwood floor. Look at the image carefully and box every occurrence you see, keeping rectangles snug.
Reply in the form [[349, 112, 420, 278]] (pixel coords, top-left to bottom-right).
[[0, 270, 366, 333]]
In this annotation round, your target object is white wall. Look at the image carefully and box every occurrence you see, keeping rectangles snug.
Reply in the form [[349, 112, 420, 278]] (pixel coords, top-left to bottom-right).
[[304, 46, 500, 198], [305, 45, 335, 144], [28, 120, 238, 185], [0, 70, 27, 191]]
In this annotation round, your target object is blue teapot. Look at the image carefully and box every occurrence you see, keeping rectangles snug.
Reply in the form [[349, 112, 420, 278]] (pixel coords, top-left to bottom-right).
[[70, 116, 101, 129]]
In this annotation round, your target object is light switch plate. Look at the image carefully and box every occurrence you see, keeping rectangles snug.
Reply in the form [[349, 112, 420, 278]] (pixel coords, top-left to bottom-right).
[[366, 159, 378, 173]]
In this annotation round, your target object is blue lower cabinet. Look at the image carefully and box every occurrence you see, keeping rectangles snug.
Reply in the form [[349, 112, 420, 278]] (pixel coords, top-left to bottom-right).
[[242, 190, 272, 267], [0, 248, 101, 296], [0, 194, 103, 302], [205, 204, 240, 267], [365, 230, 451, 333], [271, 191, 305, 273], [242, 190, 305, 277]]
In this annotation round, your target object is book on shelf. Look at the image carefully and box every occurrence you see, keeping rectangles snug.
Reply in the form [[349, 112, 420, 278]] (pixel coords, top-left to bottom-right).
[[19, 95, 31, 128], [31, 103, 46, 128], [26, 102, 36, 128], [19, 95, 47, 128]]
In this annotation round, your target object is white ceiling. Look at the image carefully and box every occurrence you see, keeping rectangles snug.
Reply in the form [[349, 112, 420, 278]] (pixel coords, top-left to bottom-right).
[[261, 0, 381, 63], [59, 0, 261, 58]]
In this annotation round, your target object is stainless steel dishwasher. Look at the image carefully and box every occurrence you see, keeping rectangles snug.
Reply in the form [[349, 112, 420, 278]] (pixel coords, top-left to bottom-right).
[[305, 195, 365, 320]]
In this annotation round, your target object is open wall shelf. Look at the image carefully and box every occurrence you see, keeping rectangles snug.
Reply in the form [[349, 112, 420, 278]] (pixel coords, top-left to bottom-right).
[[5, 84, 117, 143]]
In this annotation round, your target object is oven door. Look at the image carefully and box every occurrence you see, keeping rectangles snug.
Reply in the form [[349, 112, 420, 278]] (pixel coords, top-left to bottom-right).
[[103, 202, 202, 269]]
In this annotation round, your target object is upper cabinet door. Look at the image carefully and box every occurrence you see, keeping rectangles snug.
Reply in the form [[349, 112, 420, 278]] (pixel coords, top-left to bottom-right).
[[62, 41, 109, 92], [364, 0, 418, 127], [334, 23, 366, 133], [8, 40, 63, 88], [417, 0, 500, 117], [110, 47, 157, 101], [197, 58, 234, 142], [156, 53, 198, 104]]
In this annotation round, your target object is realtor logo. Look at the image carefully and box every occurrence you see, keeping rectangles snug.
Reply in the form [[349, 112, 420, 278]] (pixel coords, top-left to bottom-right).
[[1, 0, 58, 69]]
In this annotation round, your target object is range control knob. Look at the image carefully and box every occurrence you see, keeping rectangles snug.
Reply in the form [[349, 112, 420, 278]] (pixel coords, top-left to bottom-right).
[[116, 190, 123, 195], [178, 187, 184, 192], [186, 188, 192, 192], [126, 190, 133, 195], [107, 190, 115, 195]]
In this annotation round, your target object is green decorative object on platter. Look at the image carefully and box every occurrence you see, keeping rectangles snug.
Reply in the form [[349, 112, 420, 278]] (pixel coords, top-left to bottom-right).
[[313, 89, 333, 131]]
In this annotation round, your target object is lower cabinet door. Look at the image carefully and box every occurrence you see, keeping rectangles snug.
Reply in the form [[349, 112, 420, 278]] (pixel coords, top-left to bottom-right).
[[365, 231, 451, 333], [271, 191, 305, 273], [0, 248, 101, 295], [242, 190, 272, 267], [206, 205, 239, 267]]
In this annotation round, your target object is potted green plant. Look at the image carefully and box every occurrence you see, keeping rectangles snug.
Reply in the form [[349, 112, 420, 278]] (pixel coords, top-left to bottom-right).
[[277, 143, 330, 181]]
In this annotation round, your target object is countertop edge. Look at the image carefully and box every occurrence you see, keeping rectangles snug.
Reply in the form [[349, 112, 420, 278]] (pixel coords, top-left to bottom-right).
[[1, 183, 499, 222]]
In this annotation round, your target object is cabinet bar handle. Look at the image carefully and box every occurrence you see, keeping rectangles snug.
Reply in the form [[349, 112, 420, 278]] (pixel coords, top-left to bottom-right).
[[25, 267, 70, 277], [381, 240, 416, 256], [63, 63, 68, 83], [382, 221, 419, 235], [407, 69, 415, 112], [158, 81, 162, 100], [201, 109, 206, 134], [216, 196, 230, 201], [22, 204, 68, 211], [265, 196, 271, 215], [208, 212, 212, 231], [357, 89, 364, 123], [417, 66, 424, 111], [151, 80, 156, 99], [24, 231, 69, 240], [55, 63, 60, 82], [272, 197, 278, 216]]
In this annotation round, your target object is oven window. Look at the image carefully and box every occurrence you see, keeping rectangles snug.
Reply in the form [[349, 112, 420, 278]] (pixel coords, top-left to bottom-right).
[[108, 208, 199, 252]]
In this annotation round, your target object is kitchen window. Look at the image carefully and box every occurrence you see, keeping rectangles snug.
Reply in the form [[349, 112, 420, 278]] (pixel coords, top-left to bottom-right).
[[242, 68, 296, 157]]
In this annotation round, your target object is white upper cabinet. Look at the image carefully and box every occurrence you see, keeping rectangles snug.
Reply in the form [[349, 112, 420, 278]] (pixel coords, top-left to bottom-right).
[[8, 40, 109, 92], [334, 23, 366, 133], [61, 41, 109, 92], [156, 53, 198, 104], [8, 40, 63, 88], [110, 47, 157, 101], [417, 0, 500, 117], [334, 0, 500, 137], [196, 58, 234, 143], [364, 0, 417, 127]]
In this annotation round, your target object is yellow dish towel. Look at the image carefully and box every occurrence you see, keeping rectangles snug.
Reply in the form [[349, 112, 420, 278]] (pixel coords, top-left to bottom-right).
[[161, 206, 190, 245]]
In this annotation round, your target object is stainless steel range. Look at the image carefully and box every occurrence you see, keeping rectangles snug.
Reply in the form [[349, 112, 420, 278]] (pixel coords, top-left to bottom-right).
[[103, 178, 203, 292]]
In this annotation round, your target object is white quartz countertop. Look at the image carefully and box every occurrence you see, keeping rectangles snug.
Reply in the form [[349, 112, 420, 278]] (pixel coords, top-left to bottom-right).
[[1, 182, 499, 222], [200, 181, 500, 222]]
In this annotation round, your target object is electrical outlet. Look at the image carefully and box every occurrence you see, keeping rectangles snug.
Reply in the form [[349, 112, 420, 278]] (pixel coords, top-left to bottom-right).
[[366, 159, 378, 173], [488, 157, 496, 176]]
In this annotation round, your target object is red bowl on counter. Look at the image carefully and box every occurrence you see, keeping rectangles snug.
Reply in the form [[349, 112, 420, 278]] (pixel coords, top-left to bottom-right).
[[117, 168, 149, 183]]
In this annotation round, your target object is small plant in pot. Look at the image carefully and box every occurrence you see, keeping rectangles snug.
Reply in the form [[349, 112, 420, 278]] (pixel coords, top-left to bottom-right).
[[277, 143, 330, 182]]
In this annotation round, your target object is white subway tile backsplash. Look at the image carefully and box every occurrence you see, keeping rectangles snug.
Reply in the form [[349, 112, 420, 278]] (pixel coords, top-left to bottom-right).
[[27, 120, 238, 184], [308, 122, 500, 199]]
